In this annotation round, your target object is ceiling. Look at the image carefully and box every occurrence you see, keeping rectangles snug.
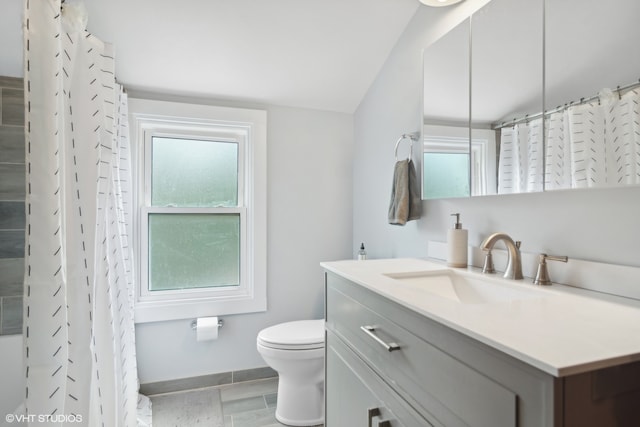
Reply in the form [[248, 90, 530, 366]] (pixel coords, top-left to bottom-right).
[[0, 0, 420, 113]]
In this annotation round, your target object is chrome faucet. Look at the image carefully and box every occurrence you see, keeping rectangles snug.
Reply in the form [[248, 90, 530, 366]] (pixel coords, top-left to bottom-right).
[[480, 233, 523, 280]]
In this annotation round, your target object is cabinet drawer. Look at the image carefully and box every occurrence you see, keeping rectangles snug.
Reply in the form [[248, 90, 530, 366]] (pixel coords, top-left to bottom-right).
[[326, 275, 517, 427], [327, 330, 433, 427]]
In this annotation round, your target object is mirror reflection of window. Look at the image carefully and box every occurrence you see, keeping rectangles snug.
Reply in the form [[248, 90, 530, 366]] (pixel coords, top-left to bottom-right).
[[422, 18, 470, 200], [470, 130, 497, 196], [422, 125, 496, 199], [423, 142, 470, 200]]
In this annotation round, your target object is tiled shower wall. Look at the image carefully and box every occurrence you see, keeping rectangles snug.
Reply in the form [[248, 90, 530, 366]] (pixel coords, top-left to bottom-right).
[[0, 76, 25, 335]]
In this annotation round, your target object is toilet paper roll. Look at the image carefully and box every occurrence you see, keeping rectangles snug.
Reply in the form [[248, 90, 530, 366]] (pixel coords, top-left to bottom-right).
[[196, 316, 219, 342]]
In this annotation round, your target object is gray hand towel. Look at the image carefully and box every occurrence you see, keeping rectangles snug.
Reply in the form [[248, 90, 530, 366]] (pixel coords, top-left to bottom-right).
[[388, 159, 422, 225]]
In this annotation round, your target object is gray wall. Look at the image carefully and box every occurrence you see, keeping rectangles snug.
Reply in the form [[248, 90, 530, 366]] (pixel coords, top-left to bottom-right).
[[353, 0, 640, 270], [135, 103, 354, 383], [0, 76, 25, 336]]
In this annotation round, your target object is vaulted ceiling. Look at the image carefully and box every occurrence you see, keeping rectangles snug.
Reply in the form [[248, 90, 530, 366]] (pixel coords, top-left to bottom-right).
[[1, 0, 419, 113]]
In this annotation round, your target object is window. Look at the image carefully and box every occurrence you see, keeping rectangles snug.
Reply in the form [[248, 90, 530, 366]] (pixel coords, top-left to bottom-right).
[[130, 99, 267, 323]]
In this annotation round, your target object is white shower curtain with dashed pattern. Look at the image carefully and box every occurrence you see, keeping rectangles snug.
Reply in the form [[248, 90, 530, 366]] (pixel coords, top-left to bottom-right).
[[556, 88, 640, 189], [23, 1, 142, 426], [499, 87, 640, 193], [497, 118, 544, 194]]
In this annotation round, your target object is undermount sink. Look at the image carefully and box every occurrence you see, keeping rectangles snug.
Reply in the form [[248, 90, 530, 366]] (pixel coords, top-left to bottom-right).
[[383, 269, 543, 304]]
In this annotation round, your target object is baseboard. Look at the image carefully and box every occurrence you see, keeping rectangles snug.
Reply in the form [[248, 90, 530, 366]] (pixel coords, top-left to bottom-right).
[[140, 366, 277, 396]]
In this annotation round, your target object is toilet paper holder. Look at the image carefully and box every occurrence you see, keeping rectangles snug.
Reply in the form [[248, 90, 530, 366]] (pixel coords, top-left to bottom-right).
[[191, 318, 224, 330]]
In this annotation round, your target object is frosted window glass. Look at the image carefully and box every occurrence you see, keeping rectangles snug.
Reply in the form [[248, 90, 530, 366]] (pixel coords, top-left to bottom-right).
[[152, 137, 238, 207], [423, 153, 470, 199], [148, 214, 240, 291]]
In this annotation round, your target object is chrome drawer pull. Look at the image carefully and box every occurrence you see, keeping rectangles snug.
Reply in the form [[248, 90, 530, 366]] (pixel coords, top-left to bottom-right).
[[360, 325, 400, 352]]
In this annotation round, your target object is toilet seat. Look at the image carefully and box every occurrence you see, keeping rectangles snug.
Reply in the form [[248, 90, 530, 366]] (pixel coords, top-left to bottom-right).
[[257, 319, 324, 350]]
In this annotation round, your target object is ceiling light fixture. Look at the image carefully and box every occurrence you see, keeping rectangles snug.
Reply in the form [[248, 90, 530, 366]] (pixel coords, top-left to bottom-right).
[[419, 0, 465, 6]]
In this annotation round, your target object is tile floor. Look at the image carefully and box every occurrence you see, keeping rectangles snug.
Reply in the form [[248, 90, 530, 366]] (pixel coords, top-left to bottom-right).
[[149, 377, 324, 427]]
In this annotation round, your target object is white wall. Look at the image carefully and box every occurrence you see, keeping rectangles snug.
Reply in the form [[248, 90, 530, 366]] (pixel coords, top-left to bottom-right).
[[135, 104, 354, 383], [0, 0, 22, 78], [353, 0, 640, 270]]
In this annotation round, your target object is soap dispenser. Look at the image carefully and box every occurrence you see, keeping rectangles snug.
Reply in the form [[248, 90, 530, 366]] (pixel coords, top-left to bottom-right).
[[447, 213, 468, 268], [357, 243, 367, 261]]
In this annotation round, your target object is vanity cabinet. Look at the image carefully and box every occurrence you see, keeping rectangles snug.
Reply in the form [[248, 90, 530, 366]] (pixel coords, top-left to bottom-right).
[[325, 271, 556, 427], [324, 270, 640, 427]]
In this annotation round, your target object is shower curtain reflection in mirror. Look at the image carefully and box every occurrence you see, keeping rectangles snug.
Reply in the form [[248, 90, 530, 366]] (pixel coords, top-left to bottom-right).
[[497, 86, 640, 193], [545, 87, 640, 190], [497, 119, 544, 194]]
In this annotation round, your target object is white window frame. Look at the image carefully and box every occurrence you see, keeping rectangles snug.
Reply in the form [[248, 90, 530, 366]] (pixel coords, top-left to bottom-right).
[[129, 98, 267, 323]]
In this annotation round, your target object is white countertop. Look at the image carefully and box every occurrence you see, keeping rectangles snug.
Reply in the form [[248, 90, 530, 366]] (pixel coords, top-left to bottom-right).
[[321, 258, 640, 377]]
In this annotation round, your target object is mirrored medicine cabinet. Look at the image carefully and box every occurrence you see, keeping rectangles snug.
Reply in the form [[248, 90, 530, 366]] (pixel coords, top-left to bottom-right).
[[422, 0, 640, 200]]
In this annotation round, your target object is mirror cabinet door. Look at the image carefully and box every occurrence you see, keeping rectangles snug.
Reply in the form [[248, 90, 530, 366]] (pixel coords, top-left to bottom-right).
[[421, 0, 639, 200], [544, 0, 640, 191], [470, 0, 543, 196], [422, 19, 470, 200]]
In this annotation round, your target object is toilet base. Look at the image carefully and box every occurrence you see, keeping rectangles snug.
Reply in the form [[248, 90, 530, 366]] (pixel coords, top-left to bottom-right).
[[276, 413, 324, 427], [274, 373, 324, 426]]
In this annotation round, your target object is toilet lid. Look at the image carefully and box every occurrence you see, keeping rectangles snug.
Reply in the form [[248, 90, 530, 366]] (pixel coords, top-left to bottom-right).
[[257, 319, 325, 350]]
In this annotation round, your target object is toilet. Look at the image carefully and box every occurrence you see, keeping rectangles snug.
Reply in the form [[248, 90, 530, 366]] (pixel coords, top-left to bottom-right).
[[257, 319, 325, 426]]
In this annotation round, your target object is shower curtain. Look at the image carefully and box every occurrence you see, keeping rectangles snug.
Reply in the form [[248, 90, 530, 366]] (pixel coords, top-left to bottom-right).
[[499, 87, 640, 192], [497, 118, 544, 194], [543, 109, 572, 190], [23, 1, 145, 426], [548, 87, 640, 189]]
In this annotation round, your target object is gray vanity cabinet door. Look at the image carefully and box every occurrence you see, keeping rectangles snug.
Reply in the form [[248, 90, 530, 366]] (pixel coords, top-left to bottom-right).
[[326, 330, 432, 427]]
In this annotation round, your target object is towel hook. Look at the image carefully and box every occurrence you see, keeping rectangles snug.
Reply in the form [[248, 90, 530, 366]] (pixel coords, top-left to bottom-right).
[[394, 133, 419, 161]]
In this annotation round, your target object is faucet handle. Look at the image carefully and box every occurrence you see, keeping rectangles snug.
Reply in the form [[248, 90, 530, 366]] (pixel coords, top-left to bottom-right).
[[543, 254, 568, 263], [481, 249, 495, 274], [533, 253, 568, 286]]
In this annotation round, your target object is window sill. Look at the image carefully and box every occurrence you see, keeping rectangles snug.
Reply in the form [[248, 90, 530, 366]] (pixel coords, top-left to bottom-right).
[[134, 293, 266, 323]]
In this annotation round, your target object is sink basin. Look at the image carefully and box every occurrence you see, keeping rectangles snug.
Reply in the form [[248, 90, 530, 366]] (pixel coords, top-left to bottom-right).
[[383, 270, 542, 304]]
